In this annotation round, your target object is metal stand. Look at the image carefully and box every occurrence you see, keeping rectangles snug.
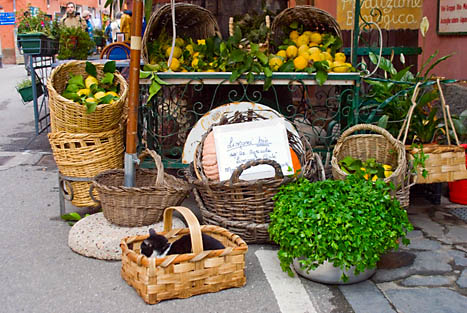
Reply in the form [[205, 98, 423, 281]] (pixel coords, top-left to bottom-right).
[[58, 172, 100, 216]]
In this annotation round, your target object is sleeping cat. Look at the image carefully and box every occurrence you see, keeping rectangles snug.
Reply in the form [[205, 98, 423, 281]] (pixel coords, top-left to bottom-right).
[[141, 228, 225, 258]]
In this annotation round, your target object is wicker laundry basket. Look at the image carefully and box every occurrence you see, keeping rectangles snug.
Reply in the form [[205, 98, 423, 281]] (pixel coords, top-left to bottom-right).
[[47, 60, 128, 133], [120, 206, 248, 304], [142, 3, 222, 64], [48, 126, 124, 207], [270, 5, 342, 49], [92, 150, 190, 227], [187, 110, 325, 243]]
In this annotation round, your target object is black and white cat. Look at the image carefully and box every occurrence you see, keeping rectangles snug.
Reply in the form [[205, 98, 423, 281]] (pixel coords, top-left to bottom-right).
[[141, 228, 225, 258]]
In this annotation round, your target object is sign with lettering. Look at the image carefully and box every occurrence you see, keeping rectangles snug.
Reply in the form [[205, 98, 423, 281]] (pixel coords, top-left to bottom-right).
[[0, 12, 15, 26], [213, 119, 294, 181], [337, 0, 424, 30], [438, 0, 467, 34]]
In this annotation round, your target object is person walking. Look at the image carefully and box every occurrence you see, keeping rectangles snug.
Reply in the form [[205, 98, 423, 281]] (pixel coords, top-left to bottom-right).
[[81, 10, 94, 39], [60, 2, 87, 30], [120, 10, 132, 42], [104, 19, 112, 45], [111, 12, 122, 42]]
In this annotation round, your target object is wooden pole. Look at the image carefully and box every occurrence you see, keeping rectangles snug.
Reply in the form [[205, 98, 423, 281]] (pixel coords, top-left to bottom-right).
[[124, 0, 143, 187]]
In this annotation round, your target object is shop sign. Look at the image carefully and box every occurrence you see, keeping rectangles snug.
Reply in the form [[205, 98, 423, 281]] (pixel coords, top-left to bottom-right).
[[0, 12, 15, 25], [438, 0, 467, 35]]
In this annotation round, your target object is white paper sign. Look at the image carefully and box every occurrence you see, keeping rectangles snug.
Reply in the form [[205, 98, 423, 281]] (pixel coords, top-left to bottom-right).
[[213, 118, 294, 181]]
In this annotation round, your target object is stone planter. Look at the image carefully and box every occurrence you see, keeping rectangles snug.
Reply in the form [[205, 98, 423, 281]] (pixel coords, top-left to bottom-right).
[[293, 259, 376, 284]]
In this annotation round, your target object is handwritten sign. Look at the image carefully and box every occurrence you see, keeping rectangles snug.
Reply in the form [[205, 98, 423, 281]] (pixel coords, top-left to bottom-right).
[[213, 119, 294, 181], [337, 0, 424, 30], [438, 0, 467, 34]]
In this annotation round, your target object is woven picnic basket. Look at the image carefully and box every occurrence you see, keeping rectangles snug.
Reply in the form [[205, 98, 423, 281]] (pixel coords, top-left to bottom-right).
[[48, 126, 124, 207], [120, 206, 248, 304], [331, 124, 409, 205], [399, 80, 467, 184], [270, 5, 342, 50], [92, 149, 190, 227], [142, 3, 222, 64], [186, 110, 325, 243], [47, 60, 128, 133]]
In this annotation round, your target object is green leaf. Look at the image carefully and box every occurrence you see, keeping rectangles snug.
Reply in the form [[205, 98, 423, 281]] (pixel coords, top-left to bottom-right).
[[147, 80, 161, 103], [263, 67, 273, 78], [256, 52, 268, 65], [98, 94, 115, 104], [85, 62, 97, 78], [86, 102, 98, 113], [377, 115, 389, 129], [153, 74, 168, 86], [316, 69, 328, 86], [140, 71, 152, 79], [103, 60, 116, 74], [62, 92, 80, 101], [100, 72, 114, 85], [280, 60, 294, 72], [144, 0, 153, 25], [369, 51, 378, 65], [230, 49, 245, 63], [289, 21, 299, 29], [61, 212, 82, 221], [264, 76, 273, 91], [68, 75, 84, 88]]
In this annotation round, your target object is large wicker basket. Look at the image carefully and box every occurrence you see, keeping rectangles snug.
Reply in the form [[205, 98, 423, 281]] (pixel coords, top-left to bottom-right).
[[48, 126, 124, 207], [92, 150, 190, 227], [121, 206, 247, 304], [270, 5, 342, 49], [187, 110, 325, 243], [142, 3, 222, 64], [47, 60, 128, 133]]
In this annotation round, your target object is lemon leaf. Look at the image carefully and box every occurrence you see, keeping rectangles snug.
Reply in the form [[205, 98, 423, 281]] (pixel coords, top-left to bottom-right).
[[103, 60, 116, 74], [68, 74, 85, 88], [85, 61, 97, 77], [316, 69, 328, 86], [86, 102, 98, 114], [101, 72, 114, 85], [140, 71, 152, 79]]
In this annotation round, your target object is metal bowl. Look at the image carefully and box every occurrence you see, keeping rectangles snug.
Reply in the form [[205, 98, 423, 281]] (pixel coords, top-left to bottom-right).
[[293, 259, 376, 284]]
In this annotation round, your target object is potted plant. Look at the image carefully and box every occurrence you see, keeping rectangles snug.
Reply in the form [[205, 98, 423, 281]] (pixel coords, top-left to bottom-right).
[[57, 27, 95, 60], [268, 175, 413, 283], [16, 78, 43, 102], [16, 7, 60, 56]]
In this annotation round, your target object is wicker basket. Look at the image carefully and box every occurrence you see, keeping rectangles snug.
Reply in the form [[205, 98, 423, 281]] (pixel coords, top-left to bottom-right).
[[142, 3, 222, 64], [186, 110, 325, 243], [48, 126, 124, 207], [331, 124, 407, 191], [399, 81, 467, 184], [120, 206, 247, 304], [47, 60, 128, 133], [270, 5, 342, 49], [92, 150, 191, 227]]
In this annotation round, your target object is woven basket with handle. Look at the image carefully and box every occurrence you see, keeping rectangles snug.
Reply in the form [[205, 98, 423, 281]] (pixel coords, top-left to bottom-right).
[[120, 206, 247, 304], [47, 60, 128, 133], [270, 5, 342, 50], [399, 80, 467, 184], [92, 149, 190, 227], [142, 3, 222, 64], [331, 124, 409, 205], [48, 126, 124, 207], [186, 110, 325, 243]]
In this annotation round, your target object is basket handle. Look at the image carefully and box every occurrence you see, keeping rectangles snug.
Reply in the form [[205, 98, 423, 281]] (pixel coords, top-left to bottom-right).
[[229, 159, 284, 184], [338, 123, 401, 147], [138, 149, 165, 186], [163, 206, 203, 254]]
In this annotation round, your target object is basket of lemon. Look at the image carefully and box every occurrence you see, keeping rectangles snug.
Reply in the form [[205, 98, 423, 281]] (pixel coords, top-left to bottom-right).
[[142, 3, 221, 65], [47, 60, 128, 133], [270, 5, 351, 73]]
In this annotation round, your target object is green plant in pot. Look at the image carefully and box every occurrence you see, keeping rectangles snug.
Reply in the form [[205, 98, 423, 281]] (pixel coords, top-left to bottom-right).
[[57, 26, 95, 60], [268, 175, 413, 283], [16, 78, 43, 102]]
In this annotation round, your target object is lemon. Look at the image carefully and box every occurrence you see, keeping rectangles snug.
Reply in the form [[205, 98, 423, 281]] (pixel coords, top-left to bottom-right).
[[105, 91, 119, 98], [321, 51, 333, 62], [332, 61, 350, 73], [298, 45, 309, 55], [309, 52, 323, 62], [289, 30, 299, 41], [310, 32, 322, 44], [191, 58, 199, 68], [286, 45, 298, 59], [309, 42, 319, 47], [372, 175, 378, 181], [186, 44, 194, 55], [85, 97, 97, 104], [308, 47, 321, 55], [206, 69, 216, 72], [85, 76, 98, 89], [94, 91, 106, 99], [193, 52, 200, 58], [293, 55, 308, 71], [175, 37, 185, 47], [77, 88, 91, 97], [384, 170, 394, 178], [181, 68, 188, 72], [296, 34, 310, 47], [165, 46, 182, 59], [197, 39, 206, 45], [277, 50, 287, 59], [334, 52, 346, 62], [382, 164, 392, 171], [299, 52, 310, 61], [269, 56, 283, 71], [169, 57, 181, 71], [303, 31, 313, 39]]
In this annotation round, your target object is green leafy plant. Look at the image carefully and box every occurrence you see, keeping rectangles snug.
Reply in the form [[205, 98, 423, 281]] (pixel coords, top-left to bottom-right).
[[61, 212, 89, 226], [15, 79, 33, 89], [269, 175, 413, 282], [16, 6, 60, 39], [338, 156, 393, 180], [57, 26, 95, 60]]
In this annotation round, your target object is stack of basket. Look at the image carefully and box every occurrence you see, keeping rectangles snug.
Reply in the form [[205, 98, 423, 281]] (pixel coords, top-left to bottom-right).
[[47, 60, 128, 207]]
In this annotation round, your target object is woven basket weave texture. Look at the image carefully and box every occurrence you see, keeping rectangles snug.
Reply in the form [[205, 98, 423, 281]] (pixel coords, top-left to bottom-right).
[[47, 60, 128, 133], [120, 206, 247, 304]]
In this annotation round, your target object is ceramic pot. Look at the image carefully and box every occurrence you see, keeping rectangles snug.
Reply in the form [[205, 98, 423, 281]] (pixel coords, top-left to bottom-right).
[[293, 259, 376, 284]]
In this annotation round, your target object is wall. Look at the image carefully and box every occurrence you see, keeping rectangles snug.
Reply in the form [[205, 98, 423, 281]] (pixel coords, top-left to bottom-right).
[[419, 1, 467, 80]]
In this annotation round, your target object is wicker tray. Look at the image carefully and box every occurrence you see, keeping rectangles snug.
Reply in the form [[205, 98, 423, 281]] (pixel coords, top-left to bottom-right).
[[48, 126, 124, 207], [270, 5, 342, 49], [92, 150, 190, 227], [121, 206, 247, 304], [142, 3, 222, 64], [47, 60, 128, 133], [187, 110, 325, 243]]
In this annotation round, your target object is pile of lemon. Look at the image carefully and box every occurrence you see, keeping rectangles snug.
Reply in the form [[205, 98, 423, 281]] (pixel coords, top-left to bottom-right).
[[76, 76, 119, 106], [362, 164, 394, 181], [270, 30, 352, 72]]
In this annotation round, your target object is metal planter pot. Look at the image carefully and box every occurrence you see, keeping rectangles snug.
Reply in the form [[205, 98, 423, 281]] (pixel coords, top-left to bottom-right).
[[293, 259, 376, 285]]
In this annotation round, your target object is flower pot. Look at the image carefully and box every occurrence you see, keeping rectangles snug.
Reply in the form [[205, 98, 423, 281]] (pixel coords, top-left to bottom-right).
[[448, 144, 467, 204], [17, 33, 58, 56], [293, 259, 376, 284], [17, 83, 43, 102]]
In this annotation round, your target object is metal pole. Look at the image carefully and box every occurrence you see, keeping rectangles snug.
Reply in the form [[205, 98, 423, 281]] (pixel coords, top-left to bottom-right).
[[124, 0, 143, 187], [30, 56, 39, 135], [351, 0, 361, 67]]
